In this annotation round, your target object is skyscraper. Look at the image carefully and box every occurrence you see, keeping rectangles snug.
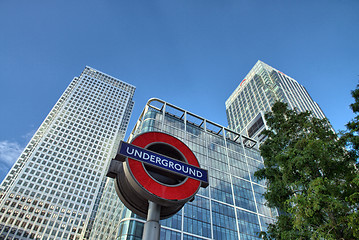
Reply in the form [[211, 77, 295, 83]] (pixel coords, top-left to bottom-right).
[[225, 60, 326, 141], [0, 67, 135, 240], [90, 98, 277, 240]]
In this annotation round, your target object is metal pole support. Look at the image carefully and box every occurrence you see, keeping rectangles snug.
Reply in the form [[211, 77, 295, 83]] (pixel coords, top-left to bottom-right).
[[142, 201, 161, 240]]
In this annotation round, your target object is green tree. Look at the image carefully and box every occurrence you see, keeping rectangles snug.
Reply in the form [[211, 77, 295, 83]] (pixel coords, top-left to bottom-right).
[[341, 83, 359, 238], [255, 101, 358, 239], [344, 83, 359, 156]]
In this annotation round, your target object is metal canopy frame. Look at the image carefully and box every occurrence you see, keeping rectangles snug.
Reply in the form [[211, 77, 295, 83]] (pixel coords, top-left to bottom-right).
[[129, 98, 257, 149]]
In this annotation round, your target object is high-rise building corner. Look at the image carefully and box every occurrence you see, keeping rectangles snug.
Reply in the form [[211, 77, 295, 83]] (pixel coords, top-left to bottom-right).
[[0, 66, 135, 240], [225, 60, 327, 142]]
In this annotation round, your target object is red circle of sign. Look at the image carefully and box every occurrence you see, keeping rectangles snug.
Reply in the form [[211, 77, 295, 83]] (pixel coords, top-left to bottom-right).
[[128, 132, 201, 201]]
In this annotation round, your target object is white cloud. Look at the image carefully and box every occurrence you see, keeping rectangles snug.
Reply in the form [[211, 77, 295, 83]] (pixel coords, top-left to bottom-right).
[[0, 140, 24, 167], [22, 129, 36, 142]]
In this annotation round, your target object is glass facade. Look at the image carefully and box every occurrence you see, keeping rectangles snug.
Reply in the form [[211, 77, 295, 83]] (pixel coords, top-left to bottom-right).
[[225, 60, 326, 139], [0, 67, 135, 239], [90, 98, 277, 240]]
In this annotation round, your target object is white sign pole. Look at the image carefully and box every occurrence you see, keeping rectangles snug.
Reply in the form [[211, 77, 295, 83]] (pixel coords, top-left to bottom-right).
[[142, 201, 161, 240]]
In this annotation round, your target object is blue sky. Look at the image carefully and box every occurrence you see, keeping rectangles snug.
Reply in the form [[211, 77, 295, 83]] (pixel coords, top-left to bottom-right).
[[0, 0, 358, 181]]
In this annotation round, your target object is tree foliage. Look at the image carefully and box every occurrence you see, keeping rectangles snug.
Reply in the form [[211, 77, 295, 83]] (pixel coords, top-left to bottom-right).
[[255, 100, 359, 239], [344, 84, 359, 155], [341, 84, 359, 239]]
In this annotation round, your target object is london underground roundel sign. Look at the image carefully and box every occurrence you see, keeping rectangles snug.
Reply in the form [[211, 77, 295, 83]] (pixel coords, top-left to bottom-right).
[[109, 132, 208, 219]]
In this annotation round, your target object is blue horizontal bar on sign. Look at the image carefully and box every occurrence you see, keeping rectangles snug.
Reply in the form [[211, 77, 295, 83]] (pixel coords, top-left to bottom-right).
[[119, 141, 208, 184]]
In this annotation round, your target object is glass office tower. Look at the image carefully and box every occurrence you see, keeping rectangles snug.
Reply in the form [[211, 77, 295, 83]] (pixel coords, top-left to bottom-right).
[[90, 98, 277, 240], [0, 67, 135, 239], [225, 60, 326, 141]]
